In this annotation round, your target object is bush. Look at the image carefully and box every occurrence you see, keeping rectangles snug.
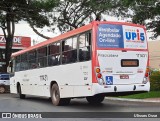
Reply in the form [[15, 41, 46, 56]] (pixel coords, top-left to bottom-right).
[[150, 73, 160, 91]]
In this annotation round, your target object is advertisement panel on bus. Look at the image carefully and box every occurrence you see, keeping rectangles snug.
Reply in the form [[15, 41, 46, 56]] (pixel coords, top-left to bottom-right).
[[97, 24, 147, 49]]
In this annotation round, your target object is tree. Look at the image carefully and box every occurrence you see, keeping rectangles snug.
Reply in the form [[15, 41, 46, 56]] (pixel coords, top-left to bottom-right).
[[0, 0, 59, 72], [117, 0, 160, 39], [51, 0, 119, 33]]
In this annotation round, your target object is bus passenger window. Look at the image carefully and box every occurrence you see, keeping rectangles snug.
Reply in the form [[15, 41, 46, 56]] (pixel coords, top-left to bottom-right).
[[28, 50, 38, 69], [15, 56, 21, 71], [48, 43, 60, 66], [20, 53, 29, 71], [29, 59, 38, 69], [62, 36, 77, 64], [78, 32, 91, 62], [79, 47, 91, 61], [48, 54, 60, 66], [37, 47, 47, 68]]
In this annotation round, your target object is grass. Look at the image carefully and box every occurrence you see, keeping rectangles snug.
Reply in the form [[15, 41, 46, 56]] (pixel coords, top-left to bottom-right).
[[119, 91, 160, 99]]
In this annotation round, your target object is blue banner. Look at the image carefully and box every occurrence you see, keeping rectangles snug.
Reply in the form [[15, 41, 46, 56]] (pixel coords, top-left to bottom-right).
[[97, 24, 124, 48]]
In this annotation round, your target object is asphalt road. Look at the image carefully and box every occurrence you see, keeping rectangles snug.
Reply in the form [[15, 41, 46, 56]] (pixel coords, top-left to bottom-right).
[[0, 93, 160, 121], [0, 93, 160, 112]]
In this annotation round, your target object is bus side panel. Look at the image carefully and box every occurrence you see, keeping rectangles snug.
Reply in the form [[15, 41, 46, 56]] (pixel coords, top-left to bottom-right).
[[10, 61, 92, 98], [46, 61, 92, 98], [47, 61, 92, 98], [10, 79, 17, 94]]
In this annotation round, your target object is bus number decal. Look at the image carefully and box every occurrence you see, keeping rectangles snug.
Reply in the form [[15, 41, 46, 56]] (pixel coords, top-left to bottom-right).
[[40, 75, 48, 81]]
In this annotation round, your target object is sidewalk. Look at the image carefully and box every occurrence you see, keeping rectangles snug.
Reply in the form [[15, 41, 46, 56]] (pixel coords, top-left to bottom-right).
[[144, 98, 160, 102], [105, 97, 160, 103]]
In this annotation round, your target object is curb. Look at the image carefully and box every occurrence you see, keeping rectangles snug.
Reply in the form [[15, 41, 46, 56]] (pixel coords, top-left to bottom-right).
[[105, 97, 160, 103]]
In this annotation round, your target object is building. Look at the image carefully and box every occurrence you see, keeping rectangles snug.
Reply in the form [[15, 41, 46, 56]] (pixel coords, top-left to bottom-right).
[[0, 35, 31, 72], [148, 41, 160, 69]]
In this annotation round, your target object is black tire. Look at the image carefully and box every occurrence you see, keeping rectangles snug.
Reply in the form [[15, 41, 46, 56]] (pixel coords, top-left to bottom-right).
[[18, 85, 25, 99], [86, 95, 104, 104], [0, 85, 5, 93], [51, 84, 60, 106], [51, 84, 71, 106]]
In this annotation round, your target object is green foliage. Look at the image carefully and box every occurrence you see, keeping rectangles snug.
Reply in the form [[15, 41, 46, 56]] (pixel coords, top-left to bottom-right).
[[118, 0, 160, 39], [119, 91, 160, 99], [53, 0, 120, 33], [150, 72, 160, 91], [0, 0, 59, 34], [0, 0, 59, 72]]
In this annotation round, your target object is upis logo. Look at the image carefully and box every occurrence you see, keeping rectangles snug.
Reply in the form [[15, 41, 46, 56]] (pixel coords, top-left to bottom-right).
[[125, 29, 145, 42]]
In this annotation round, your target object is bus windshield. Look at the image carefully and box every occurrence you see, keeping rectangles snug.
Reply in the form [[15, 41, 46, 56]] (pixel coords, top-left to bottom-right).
[[97, 24, 147, 49]]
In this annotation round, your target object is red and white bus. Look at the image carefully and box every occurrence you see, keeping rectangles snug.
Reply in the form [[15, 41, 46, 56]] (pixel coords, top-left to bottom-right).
[[10, 21, 150, 105]]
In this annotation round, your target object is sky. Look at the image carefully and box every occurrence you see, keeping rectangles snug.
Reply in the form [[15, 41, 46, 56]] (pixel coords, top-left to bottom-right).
[[9, 21, 59, 45], [0, 21, 60, 46], [0, 15, 159, 46]]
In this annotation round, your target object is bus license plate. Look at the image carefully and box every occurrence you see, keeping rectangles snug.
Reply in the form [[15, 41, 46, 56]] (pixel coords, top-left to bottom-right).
[[120, 75, 129, 79]]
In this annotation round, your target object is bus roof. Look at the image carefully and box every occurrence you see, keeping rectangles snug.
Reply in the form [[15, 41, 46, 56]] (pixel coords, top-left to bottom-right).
[[11, 21, 145, 57]]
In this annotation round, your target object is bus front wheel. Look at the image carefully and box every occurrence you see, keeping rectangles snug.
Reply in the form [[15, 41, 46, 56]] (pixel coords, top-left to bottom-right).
[[51, 84, 71, 106], [86, 95, 105, 104], [18, 85, 25, 99]]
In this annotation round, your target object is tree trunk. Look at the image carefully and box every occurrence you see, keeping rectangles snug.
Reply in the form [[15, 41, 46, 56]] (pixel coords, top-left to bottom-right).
[[4, 37, 13, 72], [3, 12, 15, 73]]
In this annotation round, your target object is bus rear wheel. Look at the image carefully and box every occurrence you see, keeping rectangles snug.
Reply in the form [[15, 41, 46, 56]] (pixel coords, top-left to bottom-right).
[[86, 95, 105, 104], [18, 85, 25, 99], [51, 84, 71, 106], [0, 86, 5, 93]]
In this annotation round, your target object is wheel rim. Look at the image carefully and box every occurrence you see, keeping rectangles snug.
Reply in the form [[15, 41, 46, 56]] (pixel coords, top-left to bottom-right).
[[51, 84, 61, 105], [0, 87, 5, 93], [53, 89, 59, 102]]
